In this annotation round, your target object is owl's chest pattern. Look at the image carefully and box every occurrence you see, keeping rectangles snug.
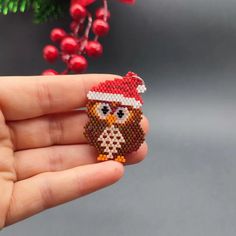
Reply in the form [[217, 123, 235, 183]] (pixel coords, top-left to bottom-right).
[[98, 125, 125, 159]]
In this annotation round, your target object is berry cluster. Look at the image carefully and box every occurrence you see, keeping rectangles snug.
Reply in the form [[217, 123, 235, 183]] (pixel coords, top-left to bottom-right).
[[42, 0, 110, 75]]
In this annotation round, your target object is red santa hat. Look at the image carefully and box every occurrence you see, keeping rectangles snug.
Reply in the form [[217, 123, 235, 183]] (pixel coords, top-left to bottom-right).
[[87, 72, 146, 108]]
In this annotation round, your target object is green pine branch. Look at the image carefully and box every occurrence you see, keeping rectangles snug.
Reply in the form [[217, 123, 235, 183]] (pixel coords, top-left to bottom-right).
[[0, 0, 69, 23], [33, 0, 69, 23], [0, 0, 32, 14]]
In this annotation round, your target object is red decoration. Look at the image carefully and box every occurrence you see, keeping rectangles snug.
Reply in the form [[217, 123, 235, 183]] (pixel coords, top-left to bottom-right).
[[95, 7, 111, 20], [43, 45, 59, 63], [70, 3, 87, 20], [69, 55, 88, 73], [84, 72, 146, 164], [50, 28, 67, 43], [118, 0, 135, 4], [71, 0, 96, 7], [42, 0, 135, 75], [42, 69, 59, 76], [60, 37, 78, 54], [92, 19, 110, 37], [85, 41, 103, 57]]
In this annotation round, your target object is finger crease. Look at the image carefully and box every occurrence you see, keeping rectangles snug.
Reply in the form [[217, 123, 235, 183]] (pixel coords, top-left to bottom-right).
[[48, 116, 65, 145], [7, 125, 17, 151], [36, 82, 54, 114], [39, 176, 55, 210], [48, 147, 64, 172]]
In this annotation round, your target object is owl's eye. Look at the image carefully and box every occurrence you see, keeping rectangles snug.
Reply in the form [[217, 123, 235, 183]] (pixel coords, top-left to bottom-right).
[[114, 107, 130, 123], [96, 103, 111, 119]]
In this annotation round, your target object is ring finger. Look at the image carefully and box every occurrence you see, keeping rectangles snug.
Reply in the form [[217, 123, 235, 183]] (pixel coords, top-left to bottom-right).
[[14, 142, 148, 181]]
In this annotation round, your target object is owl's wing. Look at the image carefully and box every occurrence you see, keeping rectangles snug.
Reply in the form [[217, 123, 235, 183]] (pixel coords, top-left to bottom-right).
[[119, 124, 145, 155]]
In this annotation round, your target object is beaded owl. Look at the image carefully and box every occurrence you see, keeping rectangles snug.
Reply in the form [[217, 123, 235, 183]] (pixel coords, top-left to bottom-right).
[[84, 72, 146, 163]]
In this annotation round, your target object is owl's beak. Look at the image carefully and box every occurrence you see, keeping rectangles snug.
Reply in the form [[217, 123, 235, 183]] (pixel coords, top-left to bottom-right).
[[106, 114, 117, 126]]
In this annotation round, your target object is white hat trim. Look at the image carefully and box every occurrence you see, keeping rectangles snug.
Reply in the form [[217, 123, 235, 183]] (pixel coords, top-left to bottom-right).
[[87, 91, 142, 108]]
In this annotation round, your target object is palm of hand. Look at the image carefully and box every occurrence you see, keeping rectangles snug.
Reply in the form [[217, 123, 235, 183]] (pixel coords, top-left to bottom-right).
[[0, 74, 148, 228]]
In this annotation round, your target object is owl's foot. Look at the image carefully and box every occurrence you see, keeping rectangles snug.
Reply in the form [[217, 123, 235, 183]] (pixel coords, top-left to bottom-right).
[[97, 154, 108, 162], [115, 156, 126, 163]]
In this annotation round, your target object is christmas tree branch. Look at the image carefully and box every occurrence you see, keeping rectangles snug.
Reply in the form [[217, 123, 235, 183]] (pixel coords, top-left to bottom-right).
[[0, 0, 69, 23], [0, 0, 32, 15]]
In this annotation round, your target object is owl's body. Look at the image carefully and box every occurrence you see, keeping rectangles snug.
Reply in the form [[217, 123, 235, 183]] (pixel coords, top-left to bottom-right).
[[84, 100, 145, 163], [98, 125, 125, 159], [84, 72, 146, 163]]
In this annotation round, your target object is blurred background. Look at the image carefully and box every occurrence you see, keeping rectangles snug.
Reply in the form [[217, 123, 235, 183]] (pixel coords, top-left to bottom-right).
[[1, 0, 236, 235]]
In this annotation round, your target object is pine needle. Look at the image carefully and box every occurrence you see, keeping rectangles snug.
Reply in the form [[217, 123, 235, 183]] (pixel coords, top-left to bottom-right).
[[0, 0, 69, 23]]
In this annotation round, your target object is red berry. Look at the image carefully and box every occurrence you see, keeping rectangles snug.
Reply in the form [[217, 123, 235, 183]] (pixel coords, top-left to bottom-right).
[[85, 41, 103, 57], [43, 45, 59, 63], [61, 53, 71, 63], [70, 21, 78, 32], [60, 37, 78, 54], [71, 0, 94, 6], [70, 3, 86, 20], [42, 69, 59, 76], [92, 19, 110, 37], [70, 21, 85, 34], [95, 8, 111, 20], [69, 55, 88, 73], [50, 28, 67, 43]]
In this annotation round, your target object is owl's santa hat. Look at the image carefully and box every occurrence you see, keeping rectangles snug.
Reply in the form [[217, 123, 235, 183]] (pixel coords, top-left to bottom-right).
[[87, 72, 146, 108]]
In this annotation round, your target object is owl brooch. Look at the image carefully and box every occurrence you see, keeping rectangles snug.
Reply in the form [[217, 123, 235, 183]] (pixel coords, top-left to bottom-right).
[[84, 72, 146, 164]]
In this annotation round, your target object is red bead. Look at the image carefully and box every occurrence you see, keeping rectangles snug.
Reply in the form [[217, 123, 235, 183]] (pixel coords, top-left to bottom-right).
[[60, 37, 78, 54], [70, 3, 87, 20], [70, 21, 78, 32], [61, 53, 71, 63], [43, 45, 59, 63], [95, 8, 111, 20], [119, 0, 136, 4], [92, 19, 110, 37], [70, 21, 85, 34], [71, 0, 95, 7], [85, 41, 103, 57], [50, 28, 67, 43], [69, 55, 88, 73], [42, 69, 59, 76]]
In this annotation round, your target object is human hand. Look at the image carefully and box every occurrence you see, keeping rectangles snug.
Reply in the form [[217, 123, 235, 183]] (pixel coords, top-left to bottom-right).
[[0, 74, 149, 228]]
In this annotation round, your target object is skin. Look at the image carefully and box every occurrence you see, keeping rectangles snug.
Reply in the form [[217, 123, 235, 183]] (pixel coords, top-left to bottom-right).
[[0, 74, 149, 228]]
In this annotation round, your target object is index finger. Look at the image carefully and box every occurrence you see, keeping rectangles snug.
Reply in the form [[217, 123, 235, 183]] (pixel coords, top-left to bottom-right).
[[0, 74, 120, 121]]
